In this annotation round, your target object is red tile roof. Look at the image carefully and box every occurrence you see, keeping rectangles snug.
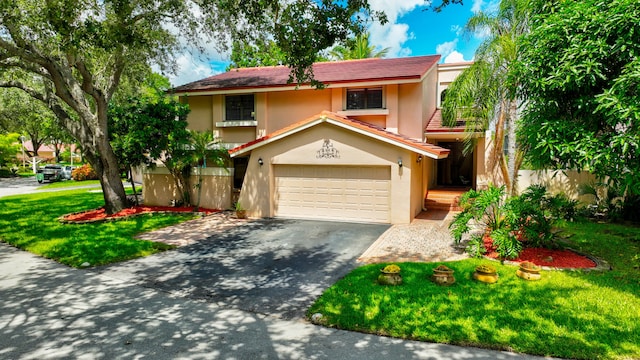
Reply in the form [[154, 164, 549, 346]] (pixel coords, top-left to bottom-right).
[[229, 111, 450, 159], [425, 109, 467, 133], [173, 55, 441, 93]]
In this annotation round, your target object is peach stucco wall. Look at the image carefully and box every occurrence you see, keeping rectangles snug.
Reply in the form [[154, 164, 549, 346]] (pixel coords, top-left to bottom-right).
[[182, 77, 440, 146], [422, 68, 438, 134], [437, 63, 470, 108], [410, 152, 426, 217], [517, 170, 596, 203], [237, 122, 421, 224], [265, 89, 332, 133], [397, 83, 423, 139], [186, 96, 213, 131], [143, 167, 233, 210]]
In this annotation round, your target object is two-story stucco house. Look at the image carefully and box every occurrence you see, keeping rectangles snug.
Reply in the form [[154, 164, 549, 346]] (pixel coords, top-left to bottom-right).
[[143, 55, 485, 224]]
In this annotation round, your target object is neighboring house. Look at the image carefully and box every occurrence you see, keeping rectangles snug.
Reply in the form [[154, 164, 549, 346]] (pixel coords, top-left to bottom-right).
[[18, 141, 55, 161], [145, 55, 486, 224]]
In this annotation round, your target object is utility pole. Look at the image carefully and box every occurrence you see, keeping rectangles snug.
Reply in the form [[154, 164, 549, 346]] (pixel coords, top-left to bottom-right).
[[19, 135, 26, 169]]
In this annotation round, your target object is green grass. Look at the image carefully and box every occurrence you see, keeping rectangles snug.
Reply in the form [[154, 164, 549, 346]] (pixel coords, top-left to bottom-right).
[[38, 179, 102, 189], [309, 221, 640, 360], [0, 189, 196, 267]]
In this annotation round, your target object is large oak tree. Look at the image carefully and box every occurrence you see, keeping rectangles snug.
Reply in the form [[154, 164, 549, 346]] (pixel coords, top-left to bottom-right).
[[0, 0, 383, 213]]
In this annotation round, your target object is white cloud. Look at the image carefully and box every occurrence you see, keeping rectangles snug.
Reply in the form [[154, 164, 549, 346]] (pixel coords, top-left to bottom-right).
[[451, 24, 464, 37], [367, 0, 424, 58], [436, 40, 470, 63], [444, 51, 467, 63], [471, 0, 484, 13], [472, 0, 499, 13], [436, 39, 458, 58], [164, 54, 224, 87]]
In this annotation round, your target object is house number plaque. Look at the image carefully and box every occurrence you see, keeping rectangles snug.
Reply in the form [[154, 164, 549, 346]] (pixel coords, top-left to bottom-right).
[[316, 139, 340, 159]]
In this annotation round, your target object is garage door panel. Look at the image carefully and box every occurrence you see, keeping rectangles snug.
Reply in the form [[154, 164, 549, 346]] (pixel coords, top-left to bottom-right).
[[274, 165, 390, 223]]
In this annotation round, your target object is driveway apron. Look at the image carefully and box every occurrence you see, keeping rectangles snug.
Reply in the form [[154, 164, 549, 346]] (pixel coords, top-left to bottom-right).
[[95, 218, 390, 320]]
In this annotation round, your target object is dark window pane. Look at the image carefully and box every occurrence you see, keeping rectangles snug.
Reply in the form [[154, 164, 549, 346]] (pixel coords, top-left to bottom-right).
[[366, 88, 383, 108], [346, 88, 383, 109], [225, 94, 254, 121], [346, 89, 365, 109]]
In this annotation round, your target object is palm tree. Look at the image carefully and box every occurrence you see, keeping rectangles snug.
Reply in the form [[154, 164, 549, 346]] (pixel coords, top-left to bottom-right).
[[441, 0, 530, 195], [329, 32, 390, 60]]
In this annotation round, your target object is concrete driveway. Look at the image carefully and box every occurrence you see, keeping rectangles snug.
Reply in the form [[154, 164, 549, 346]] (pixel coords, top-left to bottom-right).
[[95, 218, 390, 320]]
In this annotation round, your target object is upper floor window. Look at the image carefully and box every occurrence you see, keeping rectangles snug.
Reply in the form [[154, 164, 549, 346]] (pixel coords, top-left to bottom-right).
[[225, 94, 254, 121], [346, 87, 383, 110], [440, 89, 448, 106]]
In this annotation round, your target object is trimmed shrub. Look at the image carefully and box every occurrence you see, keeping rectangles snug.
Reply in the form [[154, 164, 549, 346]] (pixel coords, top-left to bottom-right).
[[71, 164, 98, 181]]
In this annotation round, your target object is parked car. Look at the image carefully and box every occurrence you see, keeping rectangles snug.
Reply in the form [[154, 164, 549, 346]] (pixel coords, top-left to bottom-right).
[[36, 164, 63, 183], [62, 165, 76, 180]]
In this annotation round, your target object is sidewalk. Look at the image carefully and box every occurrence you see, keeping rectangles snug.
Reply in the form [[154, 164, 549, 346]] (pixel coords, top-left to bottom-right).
[[0, 243, 553, 360], [0, 176, 132, 198]]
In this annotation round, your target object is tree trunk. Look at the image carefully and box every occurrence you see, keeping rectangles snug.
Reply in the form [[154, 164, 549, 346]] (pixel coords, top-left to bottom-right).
[[167, 167, 191, 206], [490, 99, 511, 190], [506, 100, 519, 196], [129, 166, 139, 206], [85, 137, 128, 214]]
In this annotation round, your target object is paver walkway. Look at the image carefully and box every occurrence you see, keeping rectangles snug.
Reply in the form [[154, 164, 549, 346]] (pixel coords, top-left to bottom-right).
[[359, 210, 468, 263]]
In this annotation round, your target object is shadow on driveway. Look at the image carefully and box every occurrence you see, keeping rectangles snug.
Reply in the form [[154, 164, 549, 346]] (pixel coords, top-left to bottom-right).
[[1, 242, 546, 359], [95, 218, 390, 320]]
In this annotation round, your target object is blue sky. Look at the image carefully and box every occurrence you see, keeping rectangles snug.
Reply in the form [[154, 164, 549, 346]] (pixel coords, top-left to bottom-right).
[[169, 1, 491, 86]]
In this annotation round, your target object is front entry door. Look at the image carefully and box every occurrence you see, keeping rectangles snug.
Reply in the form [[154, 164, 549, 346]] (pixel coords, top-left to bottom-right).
[[437, 142, 473, 187]]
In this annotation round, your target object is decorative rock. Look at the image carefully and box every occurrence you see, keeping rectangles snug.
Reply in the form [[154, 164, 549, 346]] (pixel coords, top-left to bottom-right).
[[517, 261, 542, 281], [473, 264, 498, 284], [378, 265, 403, 285], [311, 313, 323, 323], [431, 265, 455, 285], [378, 273, 402, 285], [80, 262, 91, 267]]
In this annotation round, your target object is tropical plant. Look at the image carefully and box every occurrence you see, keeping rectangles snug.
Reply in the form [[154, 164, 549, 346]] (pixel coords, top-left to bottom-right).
[[441, 0, 531, 195], [449, 184, 509, 244], [227, 40, 286, 70], [190, 130, 229, 211], [329, 32, 390, 60], [465, 234, 487, 258], [451, 184, 577, 259], [577, 181, 626, 221]]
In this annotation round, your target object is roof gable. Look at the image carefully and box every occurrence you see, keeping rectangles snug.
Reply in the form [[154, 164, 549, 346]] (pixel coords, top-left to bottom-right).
[[173, 55, 441, 93], [229, 111, 450, 159]]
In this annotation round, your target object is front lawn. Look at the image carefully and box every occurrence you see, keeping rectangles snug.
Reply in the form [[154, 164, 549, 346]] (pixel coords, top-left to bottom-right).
[[0, 190, 196, 267], [37, 179, 102, 190], [308, 221, 640, 360]]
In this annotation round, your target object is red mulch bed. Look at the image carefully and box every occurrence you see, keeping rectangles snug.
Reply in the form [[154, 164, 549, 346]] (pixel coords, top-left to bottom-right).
[[63, 206, 219, 222], [483, 237, 596, 269]]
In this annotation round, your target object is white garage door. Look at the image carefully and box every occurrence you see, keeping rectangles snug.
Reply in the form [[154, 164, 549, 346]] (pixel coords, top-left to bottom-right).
[[274, 165, 391, 223]]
